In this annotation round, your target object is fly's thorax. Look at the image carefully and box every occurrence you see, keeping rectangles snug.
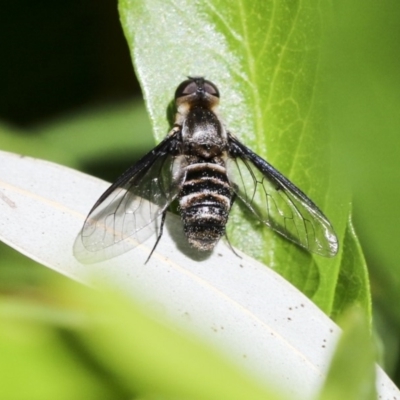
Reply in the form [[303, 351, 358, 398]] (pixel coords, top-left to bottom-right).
[[181, 106, 227, 158]]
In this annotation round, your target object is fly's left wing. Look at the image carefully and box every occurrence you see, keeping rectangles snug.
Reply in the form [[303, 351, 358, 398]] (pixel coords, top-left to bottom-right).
[[226, 134, 338, 257], [74, 133, 185, 263]]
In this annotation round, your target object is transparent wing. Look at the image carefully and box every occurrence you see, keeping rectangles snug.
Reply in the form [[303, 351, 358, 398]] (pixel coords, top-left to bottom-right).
[[227, 135, 338, 257], [74, 135, 185, 263]]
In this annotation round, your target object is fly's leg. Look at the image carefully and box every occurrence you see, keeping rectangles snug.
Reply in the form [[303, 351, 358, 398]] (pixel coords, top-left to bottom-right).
[[145, 211, 167, 264], [225, 193, 242, 259], [224, 231, 242, 259]]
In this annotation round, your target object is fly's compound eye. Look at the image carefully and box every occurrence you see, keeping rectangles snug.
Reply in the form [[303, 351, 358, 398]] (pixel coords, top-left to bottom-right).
[[175, 79, 198, 99], [175, 78, 220, 100], [203, 80, 220, 98]]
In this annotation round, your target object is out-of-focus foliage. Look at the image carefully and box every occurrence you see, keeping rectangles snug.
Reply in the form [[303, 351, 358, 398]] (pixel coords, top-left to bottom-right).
[[323, 0, 400, 376], [0, 272, 386, 399], [0, 101, 154, 179], [318, 308, 377, 400], [0, 278, 284, 400]]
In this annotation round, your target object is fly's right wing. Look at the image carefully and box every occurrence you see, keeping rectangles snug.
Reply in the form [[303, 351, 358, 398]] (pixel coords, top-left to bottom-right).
[[74, 133, 185, 263], [227, 134, 338, 257]]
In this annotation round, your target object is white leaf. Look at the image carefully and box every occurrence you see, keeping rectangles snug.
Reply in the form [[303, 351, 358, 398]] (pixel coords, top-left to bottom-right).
[[0, 150, 398, 399]]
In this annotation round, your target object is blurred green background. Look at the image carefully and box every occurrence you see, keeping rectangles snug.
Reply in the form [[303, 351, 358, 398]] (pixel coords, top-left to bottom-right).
[[1, 0, 400, 393]]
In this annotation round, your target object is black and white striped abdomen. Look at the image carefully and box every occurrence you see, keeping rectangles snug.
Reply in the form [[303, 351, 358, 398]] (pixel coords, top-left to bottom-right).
[[178, 162, 233, 251]]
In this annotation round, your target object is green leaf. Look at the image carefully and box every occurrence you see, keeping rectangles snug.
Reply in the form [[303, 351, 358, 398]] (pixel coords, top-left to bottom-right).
[[318, 307, 377, 400], [331, 214, 371, 321], [118, 1, 369, 316], [325, 0, 400, 335]]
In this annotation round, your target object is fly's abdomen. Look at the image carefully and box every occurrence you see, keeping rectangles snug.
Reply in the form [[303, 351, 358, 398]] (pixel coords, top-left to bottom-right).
[[178, 163, 233, 251]]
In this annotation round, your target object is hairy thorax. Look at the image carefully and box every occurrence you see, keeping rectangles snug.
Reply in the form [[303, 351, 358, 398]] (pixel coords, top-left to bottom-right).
[[181, 106, 227, 159]]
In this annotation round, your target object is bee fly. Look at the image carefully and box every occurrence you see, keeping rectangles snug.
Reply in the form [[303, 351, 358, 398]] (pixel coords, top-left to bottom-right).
[[75, 77, 338, 263]]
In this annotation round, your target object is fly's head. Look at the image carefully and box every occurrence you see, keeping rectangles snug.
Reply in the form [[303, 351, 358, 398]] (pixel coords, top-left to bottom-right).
[[174, 77, 220, 117]]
